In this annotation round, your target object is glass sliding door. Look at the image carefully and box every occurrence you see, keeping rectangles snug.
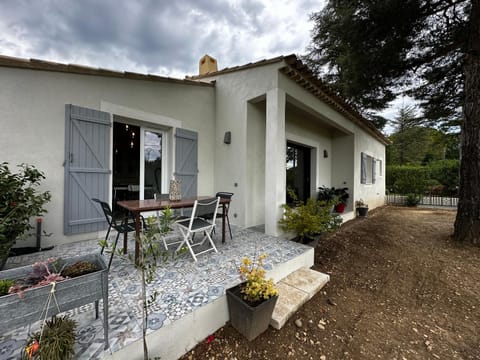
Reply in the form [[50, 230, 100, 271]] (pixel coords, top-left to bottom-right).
[[286, 142, 311, 204], [112, 122, 141, 210], [112, 118, 167, 204], [142, 130, 164, 199]]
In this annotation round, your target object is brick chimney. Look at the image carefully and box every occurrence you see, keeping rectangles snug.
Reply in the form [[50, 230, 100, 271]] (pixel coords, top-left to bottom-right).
[[199, 54, 218, 75]]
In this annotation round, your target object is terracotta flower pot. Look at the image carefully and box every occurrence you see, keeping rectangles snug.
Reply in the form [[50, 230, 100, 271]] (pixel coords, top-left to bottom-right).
[[226, 283, 278, 341]]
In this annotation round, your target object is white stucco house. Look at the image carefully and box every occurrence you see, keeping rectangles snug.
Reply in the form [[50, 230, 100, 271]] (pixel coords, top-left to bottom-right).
[[0, 53, 388, 247]]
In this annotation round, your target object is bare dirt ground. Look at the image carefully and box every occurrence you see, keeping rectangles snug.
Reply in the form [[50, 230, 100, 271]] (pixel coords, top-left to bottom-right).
[[180, 206, 480, 360]]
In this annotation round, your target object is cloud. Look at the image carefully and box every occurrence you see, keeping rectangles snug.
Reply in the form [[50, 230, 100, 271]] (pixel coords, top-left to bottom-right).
[[0, 0, 324, 77]]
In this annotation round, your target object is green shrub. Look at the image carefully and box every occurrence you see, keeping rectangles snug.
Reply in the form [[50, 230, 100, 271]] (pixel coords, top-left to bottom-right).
[[0, 163, 51, 269], [0, 279, 15, 296], [428, 159, 459, 194], [386, 160, 460, 196], [387, 165, 430, 194], [406, 194, 421, 207], [279, 192, 342, 242]]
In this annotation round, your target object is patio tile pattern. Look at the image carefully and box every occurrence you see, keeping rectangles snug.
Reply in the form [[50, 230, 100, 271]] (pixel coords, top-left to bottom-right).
[[0, 227, 309, 360]]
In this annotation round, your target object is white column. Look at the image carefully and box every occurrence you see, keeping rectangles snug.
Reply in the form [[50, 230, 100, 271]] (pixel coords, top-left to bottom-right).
[[265, 88, 286, 236]]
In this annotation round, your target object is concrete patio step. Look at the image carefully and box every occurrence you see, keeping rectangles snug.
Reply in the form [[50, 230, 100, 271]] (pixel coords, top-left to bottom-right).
[[270, 267, 330, 330]]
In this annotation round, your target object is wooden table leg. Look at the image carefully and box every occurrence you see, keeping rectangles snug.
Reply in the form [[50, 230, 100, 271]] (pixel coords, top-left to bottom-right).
[[134, 212, 141, 264], [222, 203, 226, 244]]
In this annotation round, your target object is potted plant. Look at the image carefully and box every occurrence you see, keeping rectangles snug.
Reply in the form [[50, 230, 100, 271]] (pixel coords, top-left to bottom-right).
[[0, 163, 51, 270], [355, 199, 369, 217], [317, 186, 349, 213], [22, 315, 76, 360], [317, 185, 336, 202], [226, 254, 279, 341], [279, 190, 342, 244], [333, 187, 349, 213]]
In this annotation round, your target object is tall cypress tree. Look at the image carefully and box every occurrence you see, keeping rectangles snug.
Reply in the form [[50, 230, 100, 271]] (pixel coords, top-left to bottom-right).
[[305, 0, 480, 244]]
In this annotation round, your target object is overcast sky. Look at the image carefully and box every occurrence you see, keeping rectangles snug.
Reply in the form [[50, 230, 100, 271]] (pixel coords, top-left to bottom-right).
[[0, 0, 323, 77], [0, 0, 404, 125]]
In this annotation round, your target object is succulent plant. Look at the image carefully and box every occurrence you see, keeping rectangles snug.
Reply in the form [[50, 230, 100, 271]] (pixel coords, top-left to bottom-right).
[[62, 261, 97, 278]]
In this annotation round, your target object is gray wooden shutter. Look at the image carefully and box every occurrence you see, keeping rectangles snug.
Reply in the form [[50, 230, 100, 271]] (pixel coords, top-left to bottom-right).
[[372, 158, 377, 184], [64, 105, 111, 235], [175, 128, 198, 198], [361, 152, 367, 184]]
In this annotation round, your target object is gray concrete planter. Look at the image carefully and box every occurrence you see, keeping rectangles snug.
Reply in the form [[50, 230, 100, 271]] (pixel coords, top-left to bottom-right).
[[0, 253, 109, 349], [226, 283, 278, 341]]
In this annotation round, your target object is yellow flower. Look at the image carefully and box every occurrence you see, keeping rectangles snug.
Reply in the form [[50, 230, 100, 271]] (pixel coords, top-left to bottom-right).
[[238, 253, 278, 303], [241, 257, 252, 266]]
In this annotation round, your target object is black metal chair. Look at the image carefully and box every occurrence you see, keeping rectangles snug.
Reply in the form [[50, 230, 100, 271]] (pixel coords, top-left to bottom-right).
[[92, 198, 136, 270], [201, 192, 234, 239]]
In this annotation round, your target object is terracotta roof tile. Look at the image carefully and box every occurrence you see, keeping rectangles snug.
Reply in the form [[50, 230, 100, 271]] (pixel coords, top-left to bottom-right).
[[0, 54, 214, 87]]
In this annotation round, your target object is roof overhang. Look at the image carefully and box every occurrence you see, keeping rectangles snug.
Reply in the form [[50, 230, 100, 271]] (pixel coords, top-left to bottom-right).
[[281, 56, 390, 145], [0, 55, 214, 87]]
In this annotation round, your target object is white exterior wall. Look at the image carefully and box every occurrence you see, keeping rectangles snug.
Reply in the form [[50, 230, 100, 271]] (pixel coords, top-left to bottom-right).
[[199, 64, 280, 228], [278, 73, 385, 214], [354, 129, 386, 209], [285, 110, 333, 197], [1, 59, 386, 246], [246, 101, 266, 226], [199, 64, 386, 233], [0, 67, 215, 246]]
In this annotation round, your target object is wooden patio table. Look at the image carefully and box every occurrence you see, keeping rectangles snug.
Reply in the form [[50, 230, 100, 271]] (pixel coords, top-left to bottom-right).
[[117, 196, 231, 263]]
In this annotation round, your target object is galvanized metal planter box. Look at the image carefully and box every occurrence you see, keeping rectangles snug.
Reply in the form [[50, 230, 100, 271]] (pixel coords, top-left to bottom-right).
[[0, 253, 109, 349]]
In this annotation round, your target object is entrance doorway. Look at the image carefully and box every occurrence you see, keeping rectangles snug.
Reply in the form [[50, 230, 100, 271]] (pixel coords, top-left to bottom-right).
[[286, 142, 311, 204], [112, 121, 166, 209]]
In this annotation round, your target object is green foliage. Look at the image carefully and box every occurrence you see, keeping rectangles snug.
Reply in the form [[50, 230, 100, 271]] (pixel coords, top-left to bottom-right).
[[386, 165, 430, 194], [0, 279, 15, 296], [387, 106, 460, 166], [406, 194, 422, 207], [279, 191, 342, 241], [304, 1, 469, 127], [22, 315, 76, 360], [386, 160, 459, 195], [0, 163, 51, 268], [317, 186, 349, 204], [369, 114, 389, 131], [428, 160, 460, 194]]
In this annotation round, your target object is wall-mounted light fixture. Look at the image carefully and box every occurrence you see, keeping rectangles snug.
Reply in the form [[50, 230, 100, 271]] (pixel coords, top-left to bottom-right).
[[224, 131, 232, 144], [323, 149, 328, 158]]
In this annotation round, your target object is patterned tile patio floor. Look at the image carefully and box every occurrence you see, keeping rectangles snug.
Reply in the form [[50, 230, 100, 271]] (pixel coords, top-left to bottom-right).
[[0, 227, 310, 360]]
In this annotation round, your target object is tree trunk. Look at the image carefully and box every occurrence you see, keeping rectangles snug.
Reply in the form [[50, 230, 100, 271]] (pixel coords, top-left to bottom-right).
[[454, 0, 480, 244]]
